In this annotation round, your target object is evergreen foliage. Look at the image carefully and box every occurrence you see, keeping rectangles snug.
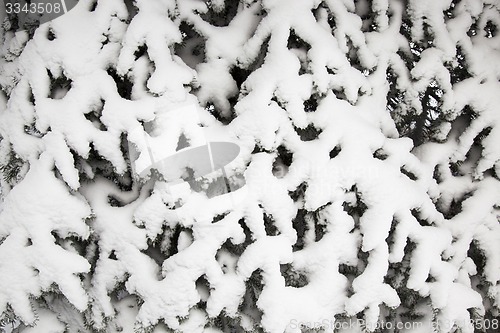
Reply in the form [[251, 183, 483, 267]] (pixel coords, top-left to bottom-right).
[[0, 0, 499, 332]]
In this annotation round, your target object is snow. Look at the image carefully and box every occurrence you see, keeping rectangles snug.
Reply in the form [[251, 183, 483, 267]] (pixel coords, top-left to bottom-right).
[[0, 154, 91, 323], [1, 0, 499, 332]]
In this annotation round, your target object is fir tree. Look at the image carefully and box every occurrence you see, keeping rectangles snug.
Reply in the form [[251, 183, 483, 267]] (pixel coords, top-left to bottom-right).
[[0, 0, 499, 332]]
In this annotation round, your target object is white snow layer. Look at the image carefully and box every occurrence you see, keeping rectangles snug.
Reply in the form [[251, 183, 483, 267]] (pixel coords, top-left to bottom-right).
[[0, 0, 499, 332]]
